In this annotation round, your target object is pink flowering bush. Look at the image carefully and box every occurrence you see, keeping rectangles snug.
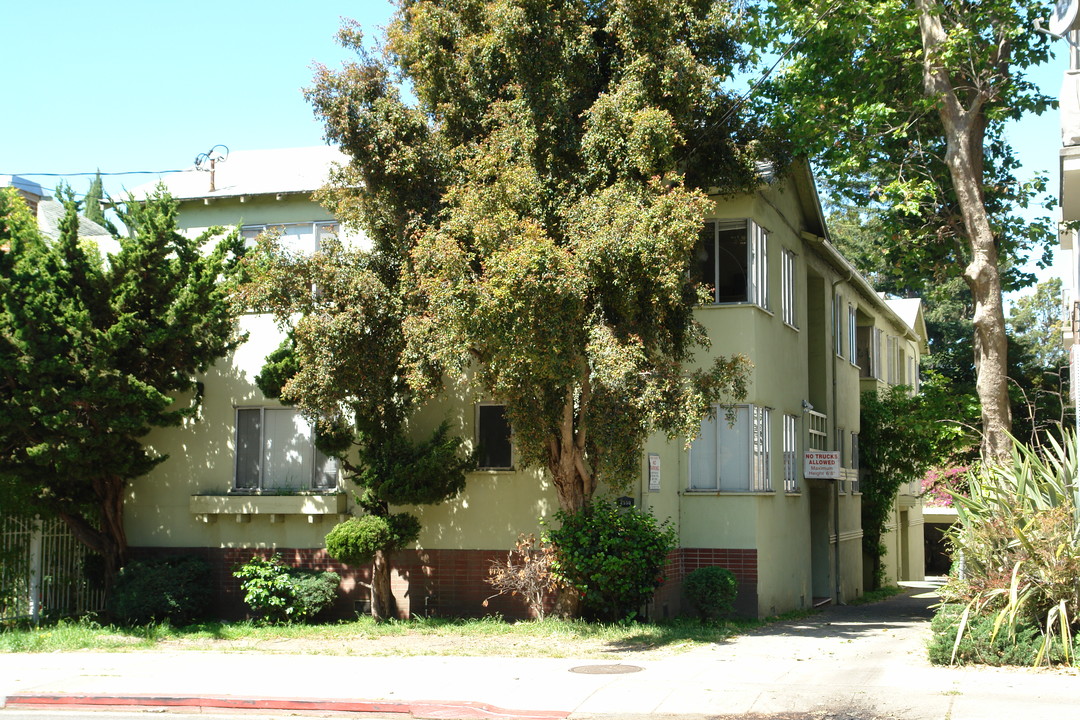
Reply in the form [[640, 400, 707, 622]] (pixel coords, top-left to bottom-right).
[[921, 466, 969, 507]]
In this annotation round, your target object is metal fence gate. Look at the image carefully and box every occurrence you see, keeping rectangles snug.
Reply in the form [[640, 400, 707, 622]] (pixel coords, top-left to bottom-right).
[[1, 515, 105, 624]]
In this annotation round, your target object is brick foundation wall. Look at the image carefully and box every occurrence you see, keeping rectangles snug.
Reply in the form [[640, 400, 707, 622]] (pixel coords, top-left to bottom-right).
[[131, 546, 536, 621], [651, 547, 759, 619], [132, 545, 759, 621]]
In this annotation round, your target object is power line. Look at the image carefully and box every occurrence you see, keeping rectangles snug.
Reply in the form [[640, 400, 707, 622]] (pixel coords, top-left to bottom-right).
[[694, 0, 846, 141], [2, 169, 191, 177]]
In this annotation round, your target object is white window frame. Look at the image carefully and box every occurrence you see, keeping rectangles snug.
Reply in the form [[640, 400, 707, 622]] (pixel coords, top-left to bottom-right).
[[240, 221, 339, 253], [476, 403, 513, 470], [848, 305, 858, 366], [752, 406, 772, 492], [887, 335, 898, 384], [833, 293, 844, 358], [872, 328, 883, 380], [233, 406, 338, 492], [783, 413, 799, 493], [688, 405, 773, 493], [781, 248, 797, 328], [697, 219, 769, 309]]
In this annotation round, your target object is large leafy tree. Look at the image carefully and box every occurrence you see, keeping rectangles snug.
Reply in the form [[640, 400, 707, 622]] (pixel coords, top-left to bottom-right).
[[307, 0, 774, 516], [860, 385, 965, 588], [763, 0, 1055, 462], [1008, 277, 1072, 443], [238, 234, 474, 621], [0, 187, 243, 582]]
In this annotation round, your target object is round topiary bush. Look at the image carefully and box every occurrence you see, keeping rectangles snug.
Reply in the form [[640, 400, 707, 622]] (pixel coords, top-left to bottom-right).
[[683, 566, 738, 621], [324, 513, 421, 565]]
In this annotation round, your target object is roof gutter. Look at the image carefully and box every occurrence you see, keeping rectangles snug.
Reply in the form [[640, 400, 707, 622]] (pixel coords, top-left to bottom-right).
[[802, 231, 921, 345]]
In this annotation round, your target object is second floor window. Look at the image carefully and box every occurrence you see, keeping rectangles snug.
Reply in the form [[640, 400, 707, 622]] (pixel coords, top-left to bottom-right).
[[241, 221, 339, 255], [833, 293, 844, 357], [689, 405, 773, 492], [695, 219, 768, 308], [857, 326, 883, 380], [848, 305, 858, 366], [781, 248, 797, 327]]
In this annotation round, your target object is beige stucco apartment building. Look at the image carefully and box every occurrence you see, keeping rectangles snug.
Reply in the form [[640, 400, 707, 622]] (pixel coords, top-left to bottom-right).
[[126, 147, 927, 619]]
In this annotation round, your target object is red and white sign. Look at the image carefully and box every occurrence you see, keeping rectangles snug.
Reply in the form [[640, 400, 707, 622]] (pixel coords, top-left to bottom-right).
[[804, 451, 841, 479]]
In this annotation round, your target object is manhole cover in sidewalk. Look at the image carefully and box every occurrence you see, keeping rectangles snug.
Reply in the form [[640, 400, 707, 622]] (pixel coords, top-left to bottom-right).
[[569, 664, 643, 674]]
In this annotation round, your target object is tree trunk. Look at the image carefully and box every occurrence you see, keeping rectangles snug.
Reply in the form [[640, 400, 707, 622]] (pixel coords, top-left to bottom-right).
[[547, 382, 594, 514], [545, 382, 594, 617], [58, 473, 129, 590], [916, 0, 1012, 463], [370, 548, 395, 621]]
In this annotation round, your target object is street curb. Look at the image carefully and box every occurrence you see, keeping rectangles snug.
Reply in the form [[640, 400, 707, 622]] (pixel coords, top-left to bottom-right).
[[2, 693, 570, 720]]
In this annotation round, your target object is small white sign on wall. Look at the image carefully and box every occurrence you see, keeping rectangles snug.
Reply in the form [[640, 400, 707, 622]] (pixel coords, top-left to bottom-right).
[[804, 451, 841, 480], [648, 453, 661, 492]]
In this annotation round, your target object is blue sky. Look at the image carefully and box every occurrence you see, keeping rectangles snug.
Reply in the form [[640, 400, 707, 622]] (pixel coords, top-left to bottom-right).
[[2, 1, 392, 199], [2, 1, 1067, 284]]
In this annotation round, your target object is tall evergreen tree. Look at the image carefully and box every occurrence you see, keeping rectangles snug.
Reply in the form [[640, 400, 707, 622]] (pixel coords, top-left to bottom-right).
[[307, 0, 773, 522], [83, 170, 107, 226], [0, 186, 243, 582], [239, 234, 475, 621]]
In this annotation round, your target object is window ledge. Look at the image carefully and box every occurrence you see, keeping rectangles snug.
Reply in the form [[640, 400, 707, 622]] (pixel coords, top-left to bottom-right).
[[189, 493, 347, 516], [698, 303, 773, 316], [683, 490, 776, 496]]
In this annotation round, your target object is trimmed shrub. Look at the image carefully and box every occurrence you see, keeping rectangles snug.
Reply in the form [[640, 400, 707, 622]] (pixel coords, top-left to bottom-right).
[[683, 566, 738, 621], [233, 554, 340, 624], [109, 555, 213, 626], [325, 513, 421, 565], [548, 500, 677, 621]]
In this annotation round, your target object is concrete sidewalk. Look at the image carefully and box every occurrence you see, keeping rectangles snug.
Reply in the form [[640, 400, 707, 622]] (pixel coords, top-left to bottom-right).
[[2, 585, 1079, 720]]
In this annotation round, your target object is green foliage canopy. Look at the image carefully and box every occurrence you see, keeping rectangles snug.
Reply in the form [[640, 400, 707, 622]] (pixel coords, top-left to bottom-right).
[[238, 217, 473, 621], [307, 0, 770, 512], [762, 0, 1056, 461], [0, 186, 243, 577], [1008, 278, 1072, 443], [82, 171, 108, 228]]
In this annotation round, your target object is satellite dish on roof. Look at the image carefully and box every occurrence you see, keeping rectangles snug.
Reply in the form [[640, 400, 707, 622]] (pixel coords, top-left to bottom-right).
[[1050, 0, 1080, 37]]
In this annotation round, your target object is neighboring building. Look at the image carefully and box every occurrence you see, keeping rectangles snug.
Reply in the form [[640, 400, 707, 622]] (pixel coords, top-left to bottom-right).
[[1, 174, 113, 245], [1061, 32, 1080, 458], [127, 147, 927, 620], [1, 175, 47, 215]]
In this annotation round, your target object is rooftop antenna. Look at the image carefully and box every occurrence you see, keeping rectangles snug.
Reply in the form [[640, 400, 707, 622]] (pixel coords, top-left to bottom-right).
[[194, 145, 229, 192]]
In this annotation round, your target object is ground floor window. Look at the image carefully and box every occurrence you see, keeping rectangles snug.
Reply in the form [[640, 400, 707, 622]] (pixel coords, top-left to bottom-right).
[[234, 407, 338, 491], [476, 403, 513, 470], [689, 405, 773, 492]]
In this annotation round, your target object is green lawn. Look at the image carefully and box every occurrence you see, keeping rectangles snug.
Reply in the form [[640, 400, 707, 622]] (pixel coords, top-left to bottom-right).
[[0, 612, 808, 657], [1, 590, 917, 657]]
